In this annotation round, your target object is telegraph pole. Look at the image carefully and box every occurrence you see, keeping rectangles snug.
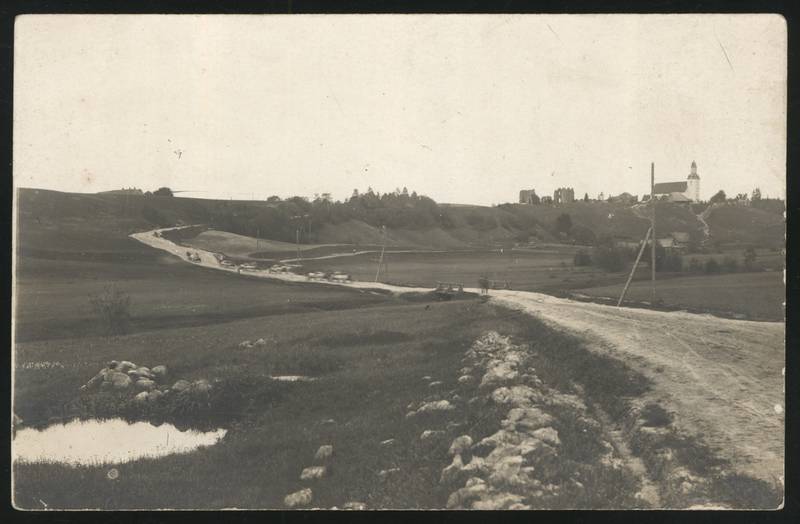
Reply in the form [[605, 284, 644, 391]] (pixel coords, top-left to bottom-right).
[[651, 162, 656, 304], [374, 226, 387, 282]]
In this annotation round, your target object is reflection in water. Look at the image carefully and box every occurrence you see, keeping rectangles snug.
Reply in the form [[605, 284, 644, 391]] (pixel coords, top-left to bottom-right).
[[13, 418, 226, 466]]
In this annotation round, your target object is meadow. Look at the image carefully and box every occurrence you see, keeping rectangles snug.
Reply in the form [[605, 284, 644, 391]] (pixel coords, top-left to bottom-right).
[[573, 271, 784, 321]]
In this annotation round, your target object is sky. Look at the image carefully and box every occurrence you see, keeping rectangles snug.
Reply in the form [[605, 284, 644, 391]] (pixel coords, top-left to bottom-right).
[[14, 14, 787, 205]]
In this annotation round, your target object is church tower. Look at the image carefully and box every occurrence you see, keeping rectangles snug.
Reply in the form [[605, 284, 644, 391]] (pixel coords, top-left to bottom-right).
[[686, 160, 700, 202]]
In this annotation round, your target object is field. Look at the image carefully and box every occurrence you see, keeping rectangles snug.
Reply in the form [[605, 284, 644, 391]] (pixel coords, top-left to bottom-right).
[[301, 248, 619, 291], [573, 271, 784, 321]]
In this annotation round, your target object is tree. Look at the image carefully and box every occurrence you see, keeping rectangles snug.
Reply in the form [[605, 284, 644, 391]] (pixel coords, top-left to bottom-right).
[[267, 195, 282, 203], [555, 213, 573, 235], [583, 193, 589, 202], [709, 190, 726, 204], [573, 249, 592, 266], [704, 258, 721, 273], [153, 187, 174, 197], [752, 187, 762, 201]]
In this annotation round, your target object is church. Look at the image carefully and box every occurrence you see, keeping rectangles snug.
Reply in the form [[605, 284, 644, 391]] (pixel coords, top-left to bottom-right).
[[652, 161, 701, 203]]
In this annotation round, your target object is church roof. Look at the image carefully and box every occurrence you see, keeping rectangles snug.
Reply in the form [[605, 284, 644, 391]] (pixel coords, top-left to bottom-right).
[[653, 181, 688, 194], [688, 173, 700, 180], [691, 160, 697, 167]]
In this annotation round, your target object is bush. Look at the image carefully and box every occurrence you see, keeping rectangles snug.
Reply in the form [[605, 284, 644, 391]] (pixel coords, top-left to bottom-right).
[[659, 253, 683, 272], [704, 258, 721, 274], [88, 286, 132, 335], [687, 258, 702, 272], [573, 249, 592, 267], [592, 238, 628, 272], [722, 256, 739, 273]]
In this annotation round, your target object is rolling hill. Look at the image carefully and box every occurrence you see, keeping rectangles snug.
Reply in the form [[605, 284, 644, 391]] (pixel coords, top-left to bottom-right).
[[15, 188, 785, 261]]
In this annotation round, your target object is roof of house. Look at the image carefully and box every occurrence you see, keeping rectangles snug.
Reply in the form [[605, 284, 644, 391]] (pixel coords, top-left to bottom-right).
[[653, 181, 688, 194], [658, 238, 675, 248], [668, 192, 692, 202], [671, 232, 691, 243]]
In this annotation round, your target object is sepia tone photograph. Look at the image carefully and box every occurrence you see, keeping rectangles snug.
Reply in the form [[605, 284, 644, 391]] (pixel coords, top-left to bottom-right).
[[11, 13, 786, 510]]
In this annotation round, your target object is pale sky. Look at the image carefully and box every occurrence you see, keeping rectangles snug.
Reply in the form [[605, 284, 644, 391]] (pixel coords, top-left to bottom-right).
[[14, 14, 787, 205]]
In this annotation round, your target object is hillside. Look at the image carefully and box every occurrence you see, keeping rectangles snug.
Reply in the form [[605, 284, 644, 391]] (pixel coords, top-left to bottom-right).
[[15, 189, 785, 259]]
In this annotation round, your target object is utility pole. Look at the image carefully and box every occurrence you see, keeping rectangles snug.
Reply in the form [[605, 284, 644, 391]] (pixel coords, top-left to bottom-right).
[[256, 227, 260, 251], [651, 162, 656, 304], [617, 226, 652, 307], [374, 226, 387, 282], [296, 228, 301, 262]]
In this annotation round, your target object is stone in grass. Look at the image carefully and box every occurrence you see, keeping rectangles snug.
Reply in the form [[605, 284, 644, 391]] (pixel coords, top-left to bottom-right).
[[171, 379, 191, 392], [117, 361, 137, 373], [429, 381, 444, 388], [284, 488, 313, 508], [458, 375, 475, 385], [380, 438, 396, 447], [420, 430, 445, 442], [254, 338, 267, 346], [109, 372, 132, 390], [314, 445, 334, 462], [415, 400, 455, 414], [147, 389, 164, 402], [151, 365, 168, 380], [134, 391, 149, 403], [342, 502, 367, 510], [300, 466, 328, 480], [448, 435, 473, 456], [378, 468, 400, 479], [135, 378, 156, 392], [191, 379, 212, 393], [531, 427, 560, 447]]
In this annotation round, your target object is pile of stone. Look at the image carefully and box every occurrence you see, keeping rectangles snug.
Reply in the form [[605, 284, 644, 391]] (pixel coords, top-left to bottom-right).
[[441, 331, 611, 510], [80, 360, 213, 403]]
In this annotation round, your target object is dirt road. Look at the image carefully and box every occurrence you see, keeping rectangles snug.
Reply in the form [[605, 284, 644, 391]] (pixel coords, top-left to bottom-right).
[[131, 226, 785, 484], [491, 290, 785, 483]]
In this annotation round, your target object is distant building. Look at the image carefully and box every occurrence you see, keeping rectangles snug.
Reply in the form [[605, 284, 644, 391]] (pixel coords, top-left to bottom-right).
[[519, 189, 540, 204], [657, 232, 690, 254], [553, 187, 574, 204], [653, 161, 701, 203], [609, 192, 638, 205], [540, 195, 553, 204], [614, 235, 644, 250]]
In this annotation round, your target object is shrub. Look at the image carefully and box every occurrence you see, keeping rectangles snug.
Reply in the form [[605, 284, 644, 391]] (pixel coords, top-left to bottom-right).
[[704, 258, 721, 274], [88, 286, 132, 335], [573, 249, 592, 267], [722, 256, 739, 273], [592, 238, 627, 272], [688, 258, 702, 272]]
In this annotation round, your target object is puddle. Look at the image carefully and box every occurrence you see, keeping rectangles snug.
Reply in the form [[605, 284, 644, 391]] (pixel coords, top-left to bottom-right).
[[12, 418, 226, 466]]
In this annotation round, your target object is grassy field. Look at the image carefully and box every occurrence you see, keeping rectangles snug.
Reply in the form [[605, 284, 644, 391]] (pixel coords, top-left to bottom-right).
[[13, 189, 784, 508], [573, 271, 784, 321], [300, 248, 620, 292]]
